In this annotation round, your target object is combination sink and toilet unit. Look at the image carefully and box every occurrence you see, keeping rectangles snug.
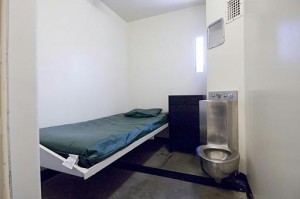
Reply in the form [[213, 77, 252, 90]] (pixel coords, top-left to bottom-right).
[[197, 91, 240, 183], [169, 91, 240, 183]]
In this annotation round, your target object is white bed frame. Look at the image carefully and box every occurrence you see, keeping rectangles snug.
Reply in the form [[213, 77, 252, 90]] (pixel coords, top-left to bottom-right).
[[40, 123, 168, 180]]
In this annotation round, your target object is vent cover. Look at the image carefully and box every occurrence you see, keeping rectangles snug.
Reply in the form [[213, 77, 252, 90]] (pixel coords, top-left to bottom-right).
[[226, 0, 242, 24]]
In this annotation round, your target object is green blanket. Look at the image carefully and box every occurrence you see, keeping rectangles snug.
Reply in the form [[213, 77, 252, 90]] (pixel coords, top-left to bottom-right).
[[40, 113, 168, 168]]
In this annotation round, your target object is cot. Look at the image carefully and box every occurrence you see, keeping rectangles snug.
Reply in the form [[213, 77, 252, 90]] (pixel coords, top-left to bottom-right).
[[40, 110, 168, 179]]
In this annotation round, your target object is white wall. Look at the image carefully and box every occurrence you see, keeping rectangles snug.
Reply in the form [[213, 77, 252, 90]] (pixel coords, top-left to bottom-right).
[[37, 0, 129, 128], [244, 0, 300, 198], [128, 5, 207, 111], [206, 0, 246, 172], [8, 0, 41, 198]]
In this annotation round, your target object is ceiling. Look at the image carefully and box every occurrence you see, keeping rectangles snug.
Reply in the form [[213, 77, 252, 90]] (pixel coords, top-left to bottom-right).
[[101, 0, 206, 22]]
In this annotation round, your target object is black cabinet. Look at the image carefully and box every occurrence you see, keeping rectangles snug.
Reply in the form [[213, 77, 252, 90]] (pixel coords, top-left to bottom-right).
[[168, 95, 206, 153]]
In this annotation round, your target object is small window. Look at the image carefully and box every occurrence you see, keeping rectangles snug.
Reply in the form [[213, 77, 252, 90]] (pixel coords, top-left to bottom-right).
[[196, 36, 204, 72]]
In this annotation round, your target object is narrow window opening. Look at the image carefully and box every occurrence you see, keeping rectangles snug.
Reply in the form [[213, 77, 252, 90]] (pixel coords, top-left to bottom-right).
[[196, 36, 204, 72]]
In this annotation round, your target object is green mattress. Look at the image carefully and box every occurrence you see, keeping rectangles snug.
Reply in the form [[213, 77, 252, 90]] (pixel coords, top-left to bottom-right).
[[40, 113, 168, 168]]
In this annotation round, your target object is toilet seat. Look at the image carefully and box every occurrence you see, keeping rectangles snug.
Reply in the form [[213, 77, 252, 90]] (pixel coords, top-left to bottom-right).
[[197, 144, 239, 163]]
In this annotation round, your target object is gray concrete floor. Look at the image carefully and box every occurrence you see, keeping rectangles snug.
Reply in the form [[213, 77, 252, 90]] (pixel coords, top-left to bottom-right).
[[42, 140, 247, 199], [118, 140, 208, 177]]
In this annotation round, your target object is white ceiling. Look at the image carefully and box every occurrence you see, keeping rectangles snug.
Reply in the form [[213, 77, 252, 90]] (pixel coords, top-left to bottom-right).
[[101, 0, 206, 22]]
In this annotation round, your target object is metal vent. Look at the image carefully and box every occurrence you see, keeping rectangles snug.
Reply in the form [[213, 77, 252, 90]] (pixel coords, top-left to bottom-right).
[[226, 0, 241, 24]]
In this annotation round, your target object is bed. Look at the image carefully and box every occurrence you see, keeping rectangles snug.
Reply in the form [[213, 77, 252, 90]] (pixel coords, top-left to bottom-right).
[[40, 109, 168, 179]]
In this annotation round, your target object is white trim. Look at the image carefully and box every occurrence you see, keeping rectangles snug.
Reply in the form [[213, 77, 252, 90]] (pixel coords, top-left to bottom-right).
[[40, 123, 168, 180], [1, 0, 11, 198]]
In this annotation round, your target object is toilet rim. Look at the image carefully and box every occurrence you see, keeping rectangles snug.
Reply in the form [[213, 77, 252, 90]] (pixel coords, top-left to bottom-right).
[[196, 144, 240, 163]]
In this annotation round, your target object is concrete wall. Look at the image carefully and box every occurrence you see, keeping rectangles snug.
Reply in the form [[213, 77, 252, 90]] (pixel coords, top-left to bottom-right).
[[37, 0, 129, 128], [206, 0, 246, 172], [128, 5, 207, 111], [8, 0, 41, 198], [244, 0, 300, 198]]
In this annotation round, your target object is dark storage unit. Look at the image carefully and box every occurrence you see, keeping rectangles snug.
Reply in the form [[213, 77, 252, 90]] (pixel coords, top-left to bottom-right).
[[168, 95, 206, 153]]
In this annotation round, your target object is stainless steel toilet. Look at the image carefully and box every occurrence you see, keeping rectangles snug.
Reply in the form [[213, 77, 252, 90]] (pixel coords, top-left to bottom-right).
[[197, 91, 239, 183]]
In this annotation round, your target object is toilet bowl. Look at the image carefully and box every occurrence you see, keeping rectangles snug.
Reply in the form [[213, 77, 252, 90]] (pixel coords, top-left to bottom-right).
[[196, 144, 239, 183]]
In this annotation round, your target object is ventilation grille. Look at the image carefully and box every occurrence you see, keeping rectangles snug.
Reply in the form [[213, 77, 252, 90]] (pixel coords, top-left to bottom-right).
[[226, 0, 241, 24]]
